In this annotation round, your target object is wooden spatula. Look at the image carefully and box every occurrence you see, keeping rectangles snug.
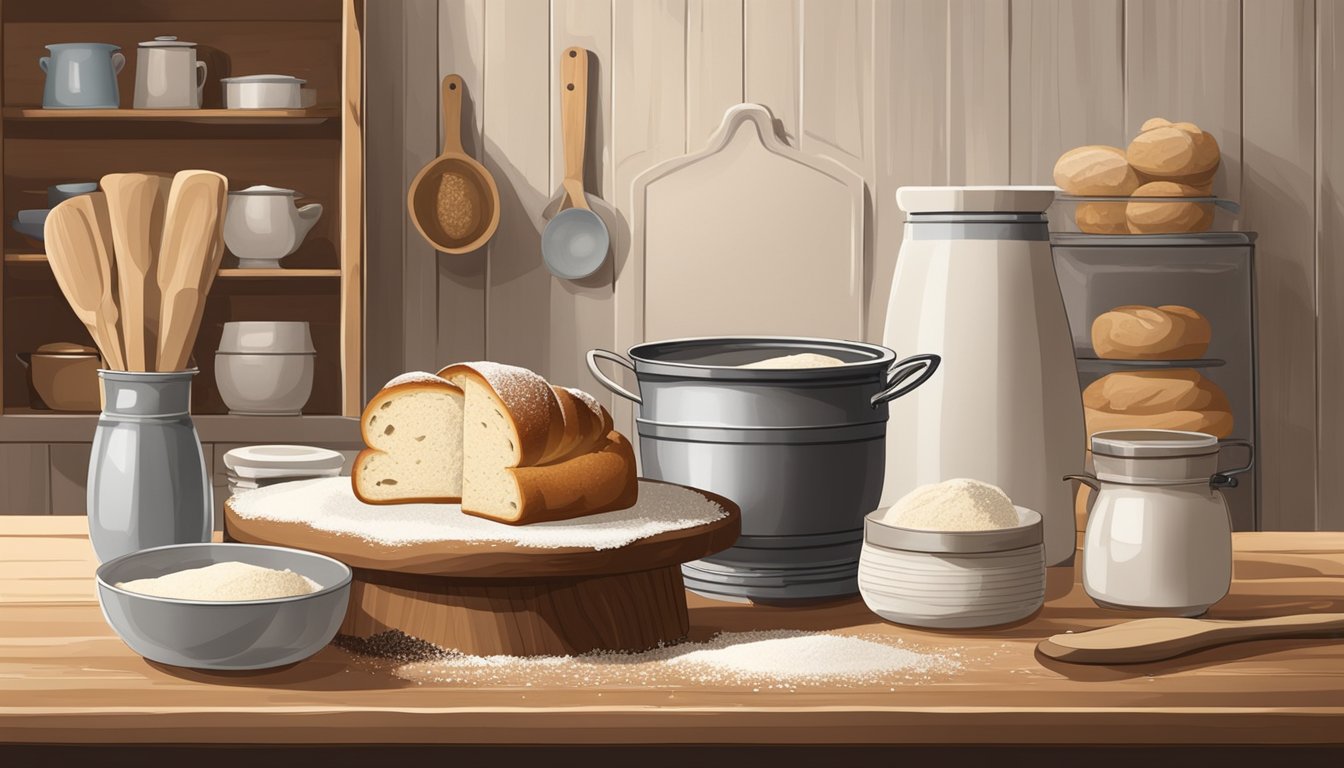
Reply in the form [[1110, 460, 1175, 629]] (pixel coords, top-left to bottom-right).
[[103, 172, 171, 372], [43, 192, 126, 371], [1038, 613, 1344, 665], [156, 170, 228, 372]]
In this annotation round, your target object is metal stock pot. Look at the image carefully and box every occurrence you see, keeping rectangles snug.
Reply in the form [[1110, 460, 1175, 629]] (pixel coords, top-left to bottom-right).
[[587, 336, 940, 602]]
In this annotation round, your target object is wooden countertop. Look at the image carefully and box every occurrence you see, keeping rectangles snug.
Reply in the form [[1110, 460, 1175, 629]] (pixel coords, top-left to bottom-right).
[[3, 516, 1344, 748]]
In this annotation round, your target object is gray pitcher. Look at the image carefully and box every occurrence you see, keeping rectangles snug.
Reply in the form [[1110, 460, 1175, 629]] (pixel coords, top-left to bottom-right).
[[87, 370, 212, 563], [41, 43, 125, 109]]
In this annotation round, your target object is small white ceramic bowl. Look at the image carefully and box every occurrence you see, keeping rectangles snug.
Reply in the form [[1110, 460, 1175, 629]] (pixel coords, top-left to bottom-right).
[[221, 74, 305, 109], [214, 351, 315, 415], [218, 321, 314, 355], [858, 506, 1046, 629]]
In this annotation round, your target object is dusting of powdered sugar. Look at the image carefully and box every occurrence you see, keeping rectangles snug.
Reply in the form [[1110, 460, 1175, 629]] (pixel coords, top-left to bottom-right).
[[564, 386, 603, 414], [384, 371, 450, 388], [382, 630, 963, 689], [230, 477, 724, 550]]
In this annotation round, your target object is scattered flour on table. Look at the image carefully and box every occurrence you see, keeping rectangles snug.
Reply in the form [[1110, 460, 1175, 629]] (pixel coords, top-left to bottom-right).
[[115, 561, 320, 601], [229, 477, 725, 550], [343, 630, 962, 690], [883, 478, 1020, 531]]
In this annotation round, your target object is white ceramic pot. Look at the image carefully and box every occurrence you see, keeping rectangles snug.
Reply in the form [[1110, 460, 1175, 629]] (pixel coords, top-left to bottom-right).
[[223, 186, 323, 268], [858, 506, 1046, 629], [214, 352, 315, 416], [221, 74, 304, 109], [134, 36, 206, 109], [1070, 429, 1254, 617]]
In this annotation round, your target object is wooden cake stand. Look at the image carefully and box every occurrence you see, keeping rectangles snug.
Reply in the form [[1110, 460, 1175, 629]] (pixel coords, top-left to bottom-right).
[[224, 480, 740, 656]]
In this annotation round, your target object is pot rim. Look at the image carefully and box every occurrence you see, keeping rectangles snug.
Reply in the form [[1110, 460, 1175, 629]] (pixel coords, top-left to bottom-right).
[[864, 506, 1043, 554], [627, 335, 898, 381]]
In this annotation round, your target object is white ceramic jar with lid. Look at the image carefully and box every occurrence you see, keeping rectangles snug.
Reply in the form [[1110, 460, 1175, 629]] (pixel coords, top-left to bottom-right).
[[1067, 429, 1253, 617], [878, 186, 1085, 567], [221, 74, 305, 109], [134, 36, 206, 109]]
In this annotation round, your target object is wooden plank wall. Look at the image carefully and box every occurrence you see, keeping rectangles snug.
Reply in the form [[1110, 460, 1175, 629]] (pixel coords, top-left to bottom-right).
[[365, 0, 1338, 530]]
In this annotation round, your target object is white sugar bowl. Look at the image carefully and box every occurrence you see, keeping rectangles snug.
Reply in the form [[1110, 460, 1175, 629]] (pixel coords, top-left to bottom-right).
[[858, 507, 1046, 629]]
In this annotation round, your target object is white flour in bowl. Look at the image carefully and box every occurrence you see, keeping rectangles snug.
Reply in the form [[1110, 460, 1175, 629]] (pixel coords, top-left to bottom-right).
[[115, 561, 320, 601], [229, 477, 726, 550], [739, 353, 847, 369], [884, 478, 1019, 531], [367, 630, 962, 689]]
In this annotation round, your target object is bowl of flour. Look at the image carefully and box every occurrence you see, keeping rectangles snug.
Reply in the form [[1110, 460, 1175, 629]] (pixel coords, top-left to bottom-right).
[[858, 479, 1046, 629], [96, 543, 351, 670]]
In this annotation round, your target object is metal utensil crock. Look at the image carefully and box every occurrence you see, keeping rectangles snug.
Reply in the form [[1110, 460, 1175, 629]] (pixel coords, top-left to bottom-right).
[[588, 336, 940, 602], [87, 370, 212, 562]]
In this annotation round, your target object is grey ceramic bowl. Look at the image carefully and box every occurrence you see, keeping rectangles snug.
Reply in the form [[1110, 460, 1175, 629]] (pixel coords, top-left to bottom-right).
[[95, 543, 351, 671]]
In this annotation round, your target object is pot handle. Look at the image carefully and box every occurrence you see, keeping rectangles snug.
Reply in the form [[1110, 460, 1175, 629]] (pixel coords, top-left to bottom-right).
[[15, 352, 31, 369], [870, 353, 941, 407], [1211, 439, 1255, 489], [586, 349, 642, 404], [1063, 473, 1101, 491]]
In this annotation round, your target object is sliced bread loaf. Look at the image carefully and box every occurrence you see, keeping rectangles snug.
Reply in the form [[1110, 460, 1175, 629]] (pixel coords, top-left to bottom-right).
[[351, 372, 465, 504]]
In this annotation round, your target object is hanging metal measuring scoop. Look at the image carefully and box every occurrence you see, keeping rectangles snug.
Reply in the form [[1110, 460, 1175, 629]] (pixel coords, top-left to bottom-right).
[[541, 47, 609, 280]]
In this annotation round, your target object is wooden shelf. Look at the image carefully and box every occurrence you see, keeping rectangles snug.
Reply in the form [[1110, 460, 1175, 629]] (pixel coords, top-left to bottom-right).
[[0, 410, 359, 444], [2, 108, 339, 125], [5, 254, 340, 279]]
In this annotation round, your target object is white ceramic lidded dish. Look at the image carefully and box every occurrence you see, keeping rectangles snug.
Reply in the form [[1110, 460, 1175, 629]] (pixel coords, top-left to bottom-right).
[[221, 74, 305, 109], [215, 322, 316, 415], [858, 506, 1046, 629]]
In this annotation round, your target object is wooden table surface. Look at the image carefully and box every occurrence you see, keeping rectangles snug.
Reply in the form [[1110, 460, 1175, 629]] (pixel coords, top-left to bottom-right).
[[3, 516, 1344, 748]]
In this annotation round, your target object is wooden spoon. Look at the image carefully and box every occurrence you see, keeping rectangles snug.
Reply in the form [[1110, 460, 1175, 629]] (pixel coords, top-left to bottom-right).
[[407, 74, 500, 254], [1038, 613, 1344, 665], [102, 173, 171, 372], [156, 170, 228, 372], [42, 192, 126, 371]]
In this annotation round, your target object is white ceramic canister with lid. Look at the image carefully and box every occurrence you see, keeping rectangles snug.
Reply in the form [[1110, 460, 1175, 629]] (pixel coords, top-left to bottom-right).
[[1067, 429, 1254, 617], [878, 186, 1085, 566]]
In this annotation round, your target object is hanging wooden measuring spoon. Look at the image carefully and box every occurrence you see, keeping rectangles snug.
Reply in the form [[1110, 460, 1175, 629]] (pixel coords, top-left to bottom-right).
[[407, 75, 500, 254]]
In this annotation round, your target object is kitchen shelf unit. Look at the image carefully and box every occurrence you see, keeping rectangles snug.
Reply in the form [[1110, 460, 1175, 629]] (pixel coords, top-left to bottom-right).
[[0, 0, 363, 430], [0, 0, 364, 516]]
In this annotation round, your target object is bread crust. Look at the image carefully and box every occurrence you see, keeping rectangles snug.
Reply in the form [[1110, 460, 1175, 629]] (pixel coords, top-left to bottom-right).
[[351, 378, 464, 505], [1085, 406, 1233, 439], [1053, 145, 1140, 196], [1083, 369, 1230, 415], [439, 362, 564, 466], [462, 430, 640, 525], [1091, 304, 1211, 359]]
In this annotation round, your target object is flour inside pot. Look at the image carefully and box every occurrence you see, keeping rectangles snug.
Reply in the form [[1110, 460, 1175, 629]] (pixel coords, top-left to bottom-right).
[[739, 353, 847, 369], [884, 478, 1020, 531], [116, 561, 320, 601]]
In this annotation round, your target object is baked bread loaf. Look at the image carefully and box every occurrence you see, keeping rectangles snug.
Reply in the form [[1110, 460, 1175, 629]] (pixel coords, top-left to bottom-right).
[[438, 363, 638, 525], [1126, 118, 1220, 181], [352, 372, 464, 503], [1126, 181, 1214, 234], [352, 362, 638, 524], [1091, 304, 1211, 359], [1085, 406, 1233, 439], [1053, 145, 1141, 196], [1083, 369, 1230, 416]]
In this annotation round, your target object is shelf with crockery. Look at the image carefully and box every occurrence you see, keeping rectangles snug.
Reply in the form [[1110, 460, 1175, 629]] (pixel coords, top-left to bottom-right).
[[0, 0, 364, 431]]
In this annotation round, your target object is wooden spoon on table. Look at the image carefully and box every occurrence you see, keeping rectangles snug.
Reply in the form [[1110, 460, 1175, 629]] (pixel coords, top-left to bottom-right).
[[1037, 613, 1344, 665], [156, 170, 228, 372], [102, 172, 171, 372], [42, 193, 126, 371]]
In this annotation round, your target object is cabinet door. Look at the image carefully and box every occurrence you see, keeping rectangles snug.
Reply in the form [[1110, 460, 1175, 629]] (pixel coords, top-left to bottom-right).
[[0, 444, 50, 515]]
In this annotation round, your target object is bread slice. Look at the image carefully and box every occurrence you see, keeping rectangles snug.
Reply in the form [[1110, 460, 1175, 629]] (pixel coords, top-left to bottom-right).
[[439, 362, 637, 524], [351, 372, 465, 504]]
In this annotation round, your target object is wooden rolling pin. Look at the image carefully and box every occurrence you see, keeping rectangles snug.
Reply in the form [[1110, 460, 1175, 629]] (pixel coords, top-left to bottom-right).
[[1038, 613, 1344, 664]]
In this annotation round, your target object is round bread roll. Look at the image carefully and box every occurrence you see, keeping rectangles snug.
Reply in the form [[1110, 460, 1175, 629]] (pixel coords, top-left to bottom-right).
[[1075, 201, 1129, 234], [1085, 406, 1234, 439], [1053, 145, 1141, 196], [1140, 116, 1172, 131], [1091, 304, 1211, 359], [1127, 126, 1196, 176], [1126, 181, 1214, 234], [1159, 304, 1212, 357], [1173, 121, 1221, 176], [1082, 369, 1230, 415]]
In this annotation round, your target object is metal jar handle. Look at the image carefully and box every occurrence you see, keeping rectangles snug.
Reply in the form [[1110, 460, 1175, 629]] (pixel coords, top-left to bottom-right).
[[870, 353, 941, 407], [586, 349, 642, 404], [1211, 439, 1255, 489], [1063, 473, 1102, 491]]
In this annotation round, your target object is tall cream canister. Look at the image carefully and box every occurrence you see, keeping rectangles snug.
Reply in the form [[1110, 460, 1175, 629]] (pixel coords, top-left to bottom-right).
[[878, 187, 1084, 566]]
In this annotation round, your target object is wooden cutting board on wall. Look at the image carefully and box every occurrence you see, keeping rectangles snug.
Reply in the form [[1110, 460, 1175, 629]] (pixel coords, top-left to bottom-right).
[[620, 104, 866, 353]]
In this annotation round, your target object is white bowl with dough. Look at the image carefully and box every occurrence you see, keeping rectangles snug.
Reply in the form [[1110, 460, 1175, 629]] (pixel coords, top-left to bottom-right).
[[858, 506, 1046, 629]]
